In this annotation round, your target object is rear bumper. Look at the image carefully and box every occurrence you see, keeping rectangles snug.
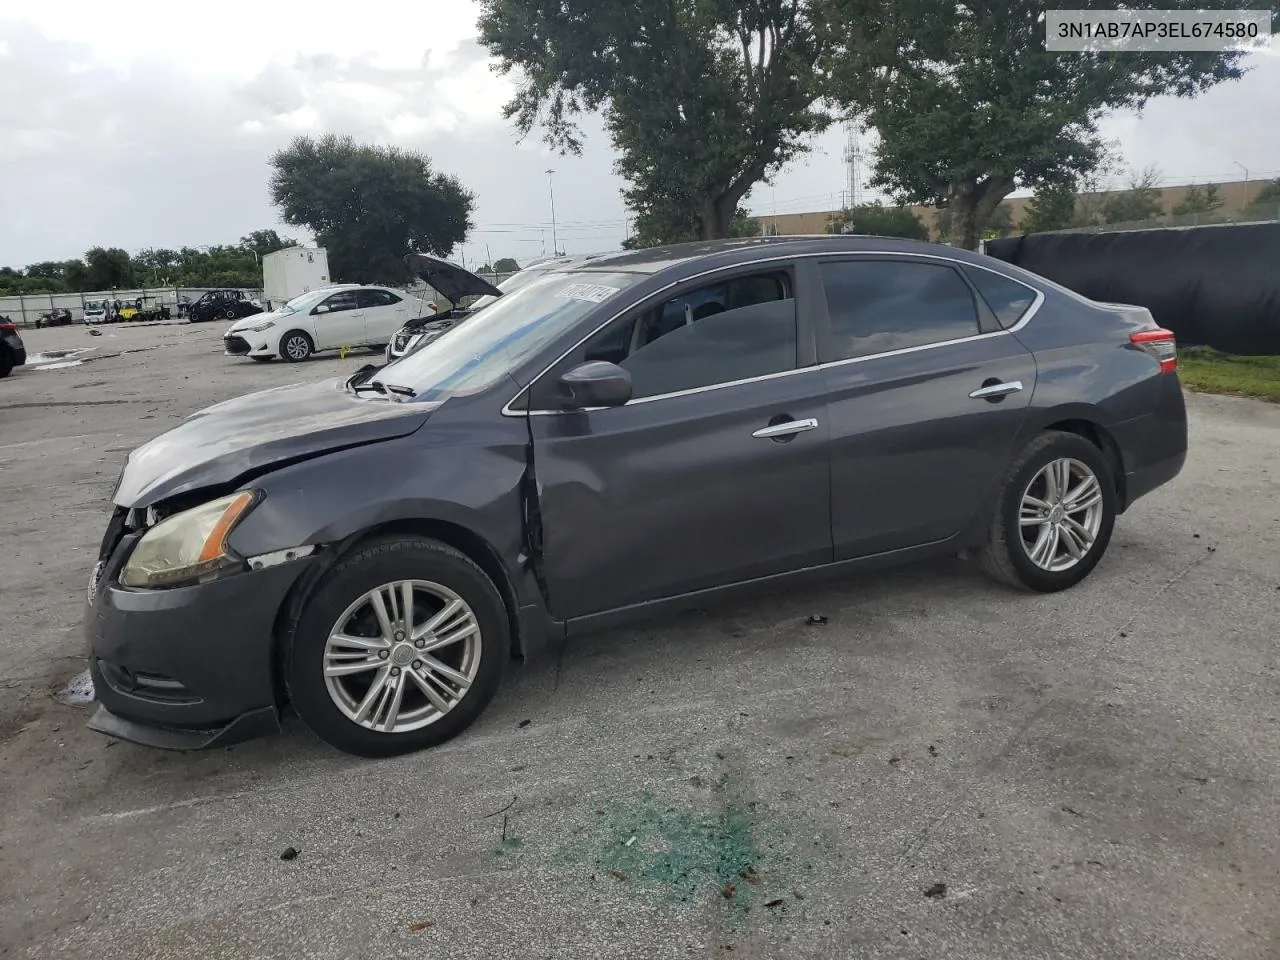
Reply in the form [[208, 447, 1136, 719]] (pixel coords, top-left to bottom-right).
[[1124, 449, 1187, 510], [1116, 373, 1188, 511]]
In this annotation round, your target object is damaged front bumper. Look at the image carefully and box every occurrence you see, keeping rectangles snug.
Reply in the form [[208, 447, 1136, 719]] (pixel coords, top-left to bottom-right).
[[85, 527, 315, 751]]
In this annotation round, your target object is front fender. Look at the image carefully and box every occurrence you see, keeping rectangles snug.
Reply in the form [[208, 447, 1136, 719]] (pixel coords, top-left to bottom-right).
[[228, 433, 528, 560]]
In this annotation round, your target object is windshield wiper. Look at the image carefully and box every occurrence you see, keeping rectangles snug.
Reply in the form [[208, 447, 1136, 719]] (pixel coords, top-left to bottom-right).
[[350, 379, 416, 400], [376, 381, 417, 398]]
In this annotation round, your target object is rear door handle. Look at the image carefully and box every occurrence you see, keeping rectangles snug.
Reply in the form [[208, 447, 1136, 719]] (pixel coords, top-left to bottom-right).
[[752, 417, 819, 439], [969, 380, 1023, 400]]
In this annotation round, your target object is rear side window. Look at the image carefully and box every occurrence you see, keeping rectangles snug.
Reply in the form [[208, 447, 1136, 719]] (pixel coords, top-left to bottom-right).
[[965, 267, 1037, 328], [359, 289, 403, 308], [818, 259, 980, 362]]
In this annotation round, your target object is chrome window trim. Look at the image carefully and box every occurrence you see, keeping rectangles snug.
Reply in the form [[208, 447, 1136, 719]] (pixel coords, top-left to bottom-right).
[[501, 250, 1046, 417]]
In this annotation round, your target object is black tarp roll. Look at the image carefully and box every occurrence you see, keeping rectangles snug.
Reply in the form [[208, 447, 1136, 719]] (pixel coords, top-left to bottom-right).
[[984, 222, 1280, 355]]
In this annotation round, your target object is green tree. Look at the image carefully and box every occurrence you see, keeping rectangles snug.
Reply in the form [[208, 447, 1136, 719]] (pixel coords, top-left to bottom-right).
[[1244, 178, 1280, 219], [623, 203, 759, 249], [269, 134, 475, 284], [240, 229, 299, 258], [828, 1, 1248, 249], [1102, 167, 1165, 224], [1172, 183, 1225, 217], [478, 0, 837, 240], [493, 257, 521, 273], [1250, 179, 1280, 206], [83, 247, 135, 290], [133, 248, 181, 285], [1020, 182, 1079, 234], [828, 202, 928, 240]]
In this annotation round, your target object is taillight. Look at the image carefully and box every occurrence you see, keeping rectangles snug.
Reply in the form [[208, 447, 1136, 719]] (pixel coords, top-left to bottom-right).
[[1130, 328, 1177, 374], [0, 321, 15, 332]]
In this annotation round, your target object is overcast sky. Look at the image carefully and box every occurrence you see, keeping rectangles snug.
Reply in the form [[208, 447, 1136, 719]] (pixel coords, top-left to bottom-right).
[[2, 1, 1278, 270]]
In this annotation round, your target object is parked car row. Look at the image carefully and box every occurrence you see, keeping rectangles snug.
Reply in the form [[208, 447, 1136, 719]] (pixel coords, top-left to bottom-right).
[[88, 235, 1188, 760]]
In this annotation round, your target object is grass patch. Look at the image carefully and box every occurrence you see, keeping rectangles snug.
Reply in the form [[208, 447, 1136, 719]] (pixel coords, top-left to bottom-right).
[[1178, 347, 1280, 402]]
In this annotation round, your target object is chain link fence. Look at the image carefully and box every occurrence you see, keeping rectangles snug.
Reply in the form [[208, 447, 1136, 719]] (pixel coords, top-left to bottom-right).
[[0, 287, 265, 329]]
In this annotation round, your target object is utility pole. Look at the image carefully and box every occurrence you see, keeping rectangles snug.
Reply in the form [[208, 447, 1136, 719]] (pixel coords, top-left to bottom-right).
[[546, 169, 559, 256], [1233, 161, 1249, 212]]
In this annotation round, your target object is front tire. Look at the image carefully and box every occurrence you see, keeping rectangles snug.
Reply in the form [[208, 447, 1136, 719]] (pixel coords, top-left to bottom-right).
[[280, 330, 314, 362], [976, 431, 1116, 592], [284, 536, 508, 757]]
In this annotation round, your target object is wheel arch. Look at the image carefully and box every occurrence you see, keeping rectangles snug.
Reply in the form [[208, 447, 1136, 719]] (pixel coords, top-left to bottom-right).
[[269, 518, 525, 705], [1037, 415, 1127, 510]]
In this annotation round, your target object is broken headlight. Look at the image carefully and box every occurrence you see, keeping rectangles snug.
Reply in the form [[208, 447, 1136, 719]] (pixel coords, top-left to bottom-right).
[[119, 491, 258, 588]]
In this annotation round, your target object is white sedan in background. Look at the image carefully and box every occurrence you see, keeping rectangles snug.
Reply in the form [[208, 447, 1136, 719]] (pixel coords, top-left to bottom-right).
[[223, 285, 432, 362]]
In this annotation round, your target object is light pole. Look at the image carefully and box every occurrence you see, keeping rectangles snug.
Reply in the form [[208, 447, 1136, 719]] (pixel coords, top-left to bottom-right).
[[546, 169, 559, 256], [1233, 161, 1249, 211]]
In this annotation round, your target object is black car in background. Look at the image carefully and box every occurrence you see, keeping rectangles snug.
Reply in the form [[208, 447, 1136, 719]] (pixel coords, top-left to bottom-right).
[[188, 290, 263, 324], [84, 236, 1188, 758], [0, 316, 27, 378]]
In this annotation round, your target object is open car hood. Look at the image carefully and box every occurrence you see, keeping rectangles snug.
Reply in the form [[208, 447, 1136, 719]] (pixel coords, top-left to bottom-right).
[[406, 253, 503, 304]]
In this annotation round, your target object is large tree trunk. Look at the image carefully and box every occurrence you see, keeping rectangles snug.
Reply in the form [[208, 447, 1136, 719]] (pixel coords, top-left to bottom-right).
[[949, 192, 981, 251], [947, 177, 1015, 251]]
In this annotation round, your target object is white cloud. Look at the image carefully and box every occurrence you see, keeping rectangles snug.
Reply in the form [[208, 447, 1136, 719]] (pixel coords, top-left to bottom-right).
[[0, 4, 1276, 268]]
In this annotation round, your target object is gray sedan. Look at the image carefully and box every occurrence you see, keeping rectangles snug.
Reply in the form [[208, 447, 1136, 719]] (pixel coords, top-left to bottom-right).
[[84, 236, 1187, 757]]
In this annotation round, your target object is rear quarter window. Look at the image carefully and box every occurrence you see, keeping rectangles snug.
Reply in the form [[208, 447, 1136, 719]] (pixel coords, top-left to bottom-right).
[[965, 267, 1040, 327]]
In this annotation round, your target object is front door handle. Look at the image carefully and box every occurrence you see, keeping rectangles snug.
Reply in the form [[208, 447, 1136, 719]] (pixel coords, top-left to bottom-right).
[[969, 380, 1023, 400], [752, 417, 819, 440]]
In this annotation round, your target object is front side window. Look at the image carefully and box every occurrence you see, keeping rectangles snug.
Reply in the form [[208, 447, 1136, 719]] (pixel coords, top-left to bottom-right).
[[532, 269, 796, 405], [818, 259, 981, 362], [316, 291, 358, 314], [359, 289, 402, 308]]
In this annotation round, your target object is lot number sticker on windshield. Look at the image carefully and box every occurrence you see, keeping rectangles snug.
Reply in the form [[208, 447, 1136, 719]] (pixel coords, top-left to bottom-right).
[[556, 283, 620, 303]]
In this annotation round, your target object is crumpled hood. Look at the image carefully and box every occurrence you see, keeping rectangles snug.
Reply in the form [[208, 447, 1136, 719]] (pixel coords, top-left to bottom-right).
[[114, 378, 440, 508]]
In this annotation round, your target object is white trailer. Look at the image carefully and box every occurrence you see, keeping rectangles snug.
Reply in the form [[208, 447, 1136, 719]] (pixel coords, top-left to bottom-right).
[[261, 247, 331, 311]]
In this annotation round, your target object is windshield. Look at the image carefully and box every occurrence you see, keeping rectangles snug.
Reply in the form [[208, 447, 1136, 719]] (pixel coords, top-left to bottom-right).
[[380, 271, 641, 402], [467, 267, 557, 312], [281, 289, 332, 314], [84, 300, 105, 312]]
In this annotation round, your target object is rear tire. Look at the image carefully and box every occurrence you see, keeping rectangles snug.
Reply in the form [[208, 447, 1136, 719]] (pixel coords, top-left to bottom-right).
[[976, 431, 1116, 592], [284, 536, 508, 757], [280, 330, 314, 362], [0, 349, 13, 378]]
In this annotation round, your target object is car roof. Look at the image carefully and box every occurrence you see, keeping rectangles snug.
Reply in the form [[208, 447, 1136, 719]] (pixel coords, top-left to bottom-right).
[[565, 235, 999, 276]]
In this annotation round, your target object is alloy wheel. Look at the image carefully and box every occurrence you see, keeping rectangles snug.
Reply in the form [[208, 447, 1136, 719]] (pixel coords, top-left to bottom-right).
[[284, 335, 310, 360], [322, 580, 482, 734], [1018, 457, 1105, 572]]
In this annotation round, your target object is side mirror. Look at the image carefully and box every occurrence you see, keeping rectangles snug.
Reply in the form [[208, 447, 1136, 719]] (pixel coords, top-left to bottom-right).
[[312, 304, 328, 315], [557, 361, 632, 410]]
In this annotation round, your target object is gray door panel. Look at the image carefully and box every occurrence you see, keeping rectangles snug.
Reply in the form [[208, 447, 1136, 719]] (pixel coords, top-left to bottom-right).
[[823, 334, 1037, 559], [530, 373, 833, 619]]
